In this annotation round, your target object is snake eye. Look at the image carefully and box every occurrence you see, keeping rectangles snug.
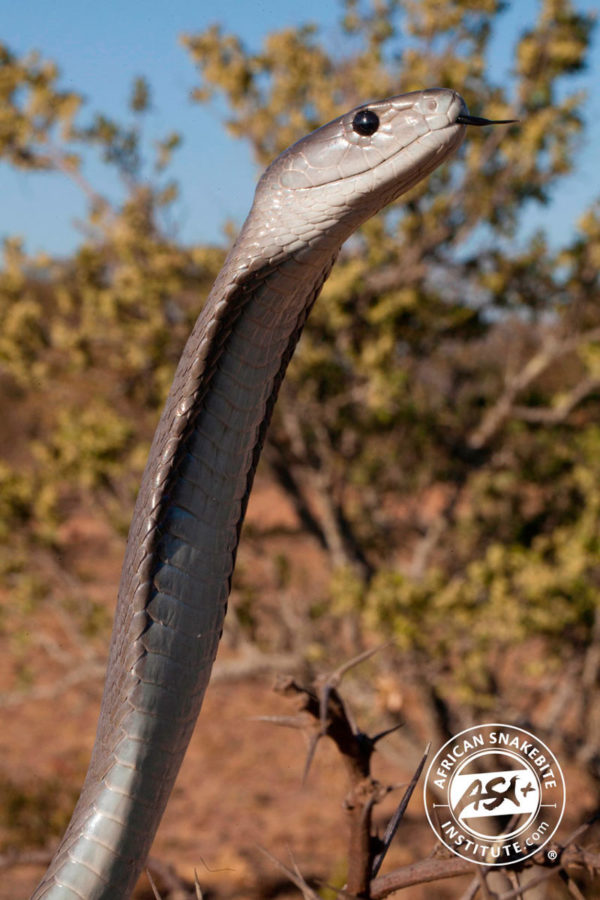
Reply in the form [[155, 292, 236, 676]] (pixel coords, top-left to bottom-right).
[[352, 108, 380, 136]]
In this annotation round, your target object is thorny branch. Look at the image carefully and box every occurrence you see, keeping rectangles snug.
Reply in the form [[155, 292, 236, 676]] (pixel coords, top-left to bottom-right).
[[274, 673, 381, 897], [267, 671, 600, 900]]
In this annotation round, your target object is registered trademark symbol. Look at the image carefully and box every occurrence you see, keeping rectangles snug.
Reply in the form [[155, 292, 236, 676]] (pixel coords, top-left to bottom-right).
[[547, 849, 558, 861]]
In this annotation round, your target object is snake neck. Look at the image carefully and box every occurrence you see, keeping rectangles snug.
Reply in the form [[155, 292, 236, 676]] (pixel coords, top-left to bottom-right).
[[32, 222, 339, 900]]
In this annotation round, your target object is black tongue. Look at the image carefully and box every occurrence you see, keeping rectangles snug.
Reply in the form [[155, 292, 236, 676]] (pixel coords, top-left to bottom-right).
[[456, 114, 518, 126]]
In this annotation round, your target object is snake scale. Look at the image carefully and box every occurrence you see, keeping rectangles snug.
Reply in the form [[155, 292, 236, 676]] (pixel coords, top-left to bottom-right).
[[31, 88, 512, 899]]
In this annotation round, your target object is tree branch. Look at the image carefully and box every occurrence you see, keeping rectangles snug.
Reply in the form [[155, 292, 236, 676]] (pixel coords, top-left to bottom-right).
[[467, 327, 600, 450], [513, 377, 600, 425]]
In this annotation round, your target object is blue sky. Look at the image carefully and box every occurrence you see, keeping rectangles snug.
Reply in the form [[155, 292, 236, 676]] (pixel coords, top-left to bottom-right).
[[1, 0, 598, 256]]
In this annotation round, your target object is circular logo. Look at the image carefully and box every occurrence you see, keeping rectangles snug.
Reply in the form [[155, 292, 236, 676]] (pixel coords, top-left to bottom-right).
[[423, 723, 565, 865]]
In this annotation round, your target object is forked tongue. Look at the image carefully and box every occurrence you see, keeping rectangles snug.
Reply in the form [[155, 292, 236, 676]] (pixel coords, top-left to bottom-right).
[[456, 114, 518, 126]]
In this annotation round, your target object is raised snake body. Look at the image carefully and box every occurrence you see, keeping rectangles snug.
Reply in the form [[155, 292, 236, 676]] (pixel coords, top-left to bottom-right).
[[32, 88, 488, 899]]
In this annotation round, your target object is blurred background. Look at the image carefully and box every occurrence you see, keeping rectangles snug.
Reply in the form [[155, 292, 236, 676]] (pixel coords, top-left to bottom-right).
[[1, 1, 600, 897]]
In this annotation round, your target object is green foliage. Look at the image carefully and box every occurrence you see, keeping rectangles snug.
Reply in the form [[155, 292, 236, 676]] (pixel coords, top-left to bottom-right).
[[0, 43, 81, 169], [358, 429, 600, 708], [0, 46, 224, 573], [33, 403, 135, 491], [0, 462, 37, 541]]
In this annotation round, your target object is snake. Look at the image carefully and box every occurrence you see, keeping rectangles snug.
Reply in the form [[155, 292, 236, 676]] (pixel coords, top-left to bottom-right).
[[31, 88, 513, 899]]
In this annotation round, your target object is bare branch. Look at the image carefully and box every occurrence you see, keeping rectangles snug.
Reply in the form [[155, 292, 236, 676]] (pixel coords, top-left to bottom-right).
[[211, 649, 303, 683], [370, 855, 476, 897], [513, 377, 600, 425], [255, 846, 321, 900], [467, 327, 600, 450]]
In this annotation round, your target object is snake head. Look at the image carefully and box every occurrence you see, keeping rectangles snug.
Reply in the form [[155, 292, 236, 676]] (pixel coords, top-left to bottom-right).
[[239, 89, 515, 267], [252, 89, 475, 246]]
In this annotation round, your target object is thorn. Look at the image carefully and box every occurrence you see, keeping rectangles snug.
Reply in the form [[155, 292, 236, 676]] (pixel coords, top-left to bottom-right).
[[301, 732, 322, 785], [193, 869, 203, 899], [324, 641, 394, 688], [371, 742, 431, 878], [145, 869, 163, 900], [370, 722, 404, 746], [316, 642, 393, 739], [316, 680, 358, 743]]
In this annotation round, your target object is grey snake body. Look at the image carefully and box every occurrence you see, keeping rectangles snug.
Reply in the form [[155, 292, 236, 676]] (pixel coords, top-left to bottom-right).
[[31, 88, 492, 899]]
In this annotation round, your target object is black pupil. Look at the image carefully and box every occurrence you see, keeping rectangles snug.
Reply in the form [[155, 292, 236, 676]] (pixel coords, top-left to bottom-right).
[[352, 109, 379, 136]]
